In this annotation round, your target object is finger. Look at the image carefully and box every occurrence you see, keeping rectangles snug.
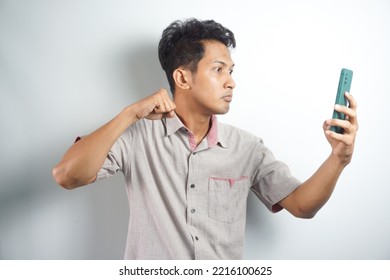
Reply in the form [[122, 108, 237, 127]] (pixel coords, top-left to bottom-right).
[[154, 100, 165, 113], [327, 118, 349, 130], [325, 128, 355, 146], [334, 104, 356, 120], [345, 91, 357, 110], [323, 120, 332, 131], [335, 92, 358, 126], [153, 98, 168, 113], [167, 100, 176, 111], [154, 101, 175, 114], [326, 118, 356, 135], [325, 129, 345, 142], [162, 100, 175, 112], [153, 89, 176, 113], [162, 92, 176, 111], [163, 110, 175, 118]]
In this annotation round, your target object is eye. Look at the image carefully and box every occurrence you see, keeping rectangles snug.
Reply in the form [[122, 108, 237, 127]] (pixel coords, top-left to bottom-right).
[[229, 69, 234, 75], [215, 67, 222, 72]]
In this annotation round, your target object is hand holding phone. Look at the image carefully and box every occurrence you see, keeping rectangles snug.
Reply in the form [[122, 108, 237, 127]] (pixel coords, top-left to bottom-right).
[[331, 68, 353, 134]]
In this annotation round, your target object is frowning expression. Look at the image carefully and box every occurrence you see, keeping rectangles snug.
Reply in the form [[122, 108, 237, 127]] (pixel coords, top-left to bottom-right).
[[186, 40, 236, 115]]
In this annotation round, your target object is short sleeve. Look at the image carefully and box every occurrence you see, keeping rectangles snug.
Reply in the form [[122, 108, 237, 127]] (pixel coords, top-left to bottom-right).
[[96, 150, 121, 180], [251, 139, 301, 213], [96, 129, 132, 181]]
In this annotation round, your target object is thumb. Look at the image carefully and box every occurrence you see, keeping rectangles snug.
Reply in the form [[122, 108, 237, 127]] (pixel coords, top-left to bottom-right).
[[164, 110, 176, 118]]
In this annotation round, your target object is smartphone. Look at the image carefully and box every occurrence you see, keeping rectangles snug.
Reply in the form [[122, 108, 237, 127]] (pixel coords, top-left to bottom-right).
[[330, 68, 353, 134]]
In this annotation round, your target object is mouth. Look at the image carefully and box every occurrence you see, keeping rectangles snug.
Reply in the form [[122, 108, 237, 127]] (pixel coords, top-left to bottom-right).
[[222, 93, 233, 102]]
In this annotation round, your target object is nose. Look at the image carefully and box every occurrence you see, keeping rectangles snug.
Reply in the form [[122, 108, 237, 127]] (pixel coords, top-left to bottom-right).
[[225, 75, 236, 90]]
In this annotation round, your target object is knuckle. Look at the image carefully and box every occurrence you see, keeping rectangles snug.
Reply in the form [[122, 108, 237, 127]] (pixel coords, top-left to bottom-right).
[[155, 89, 165, 97], [349, 110, 356, 118], [346, 138, 354, 146]]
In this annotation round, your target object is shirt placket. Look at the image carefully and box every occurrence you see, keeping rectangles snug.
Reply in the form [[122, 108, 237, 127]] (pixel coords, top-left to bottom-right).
[[186, 141, 209, 259]]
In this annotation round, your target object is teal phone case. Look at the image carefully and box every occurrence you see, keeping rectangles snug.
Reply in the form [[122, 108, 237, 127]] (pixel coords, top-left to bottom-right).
[[331, 68, 353, 134]]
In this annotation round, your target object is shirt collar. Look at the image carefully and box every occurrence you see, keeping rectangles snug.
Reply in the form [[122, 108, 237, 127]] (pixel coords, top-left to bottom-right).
[[164, 113, 228, 148], [165, 113, 184, 136]]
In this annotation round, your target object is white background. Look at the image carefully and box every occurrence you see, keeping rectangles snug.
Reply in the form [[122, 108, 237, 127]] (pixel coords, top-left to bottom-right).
[[0, 0, 389, 259]]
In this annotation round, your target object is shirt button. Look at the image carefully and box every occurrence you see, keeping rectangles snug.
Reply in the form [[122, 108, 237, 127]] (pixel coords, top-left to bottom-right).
[[190, 184, 195, 189], [191, 208, 196, 213], [192, 152, 197, 155], [195, 236, 199, 241]]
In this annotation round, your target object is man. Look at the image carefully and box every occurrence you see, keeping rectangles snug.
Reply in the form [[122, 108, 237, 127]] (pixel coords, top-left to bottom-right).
[[52, 18, 358, 259]]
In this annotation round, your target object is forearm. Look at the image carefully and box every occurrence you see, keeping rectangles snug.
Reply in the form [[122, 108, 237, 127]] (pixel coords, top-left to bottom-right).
[[52, 105, 138, 189], [53, 89, 175, 189], [291, 154, 346, 217], [280, 92, 357, 218]]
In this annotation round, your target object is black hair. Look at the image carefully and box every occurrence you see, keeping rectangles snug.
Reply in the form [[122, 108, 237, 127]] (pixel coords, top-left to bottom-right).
[[158, 18, 236, 94]]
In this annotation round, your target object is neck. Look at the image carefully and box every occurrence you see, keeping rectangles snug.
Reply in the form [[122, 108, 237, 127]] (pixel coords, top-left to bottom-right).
[[175, 106, 211, 146]]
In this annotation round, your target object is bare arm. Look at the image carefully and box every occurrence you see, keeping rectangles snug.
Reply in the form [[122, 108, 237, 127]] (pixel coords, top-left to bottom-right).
[[52, 89, 175, 189], [279, 92, 358, 218]]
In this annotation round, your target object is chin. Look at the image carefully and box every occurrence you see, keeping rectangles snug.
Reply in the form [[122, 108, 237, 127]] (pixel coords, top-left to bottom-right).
[[213, 106, 230, 115]]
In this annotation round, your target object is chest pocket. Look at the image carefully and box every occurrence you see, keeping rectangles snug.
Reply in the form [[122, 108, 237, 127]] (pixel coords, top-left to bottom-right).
[[208, 176, 250, 223]]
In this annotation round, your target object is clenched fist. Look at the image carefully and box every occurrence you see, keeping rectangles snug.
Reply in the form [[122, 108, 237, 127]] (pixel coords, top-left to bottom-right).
[[133, 89, 176, 120]]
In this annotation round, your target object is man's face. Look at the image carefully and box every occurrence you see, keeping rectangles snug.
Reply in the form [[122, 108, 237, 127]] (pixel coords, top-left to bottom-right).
[[186, 40, 236, 115]]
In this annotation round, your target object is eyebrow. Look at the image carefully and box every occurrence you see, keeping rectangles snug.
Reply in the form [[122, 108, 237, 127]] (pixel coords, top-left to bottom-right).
[[213, 60, 235, 68]]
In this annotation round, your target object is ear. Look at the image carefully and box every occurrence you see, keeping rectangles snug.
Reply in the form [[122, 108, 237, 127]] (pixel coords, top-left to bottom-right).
[[173, 68, 191, 90]]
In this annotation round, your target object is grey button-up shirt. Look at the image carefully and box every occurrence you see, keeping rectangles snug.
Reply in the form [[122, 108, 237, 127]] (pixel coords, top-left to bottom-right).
[[97, 114, 301, 259]]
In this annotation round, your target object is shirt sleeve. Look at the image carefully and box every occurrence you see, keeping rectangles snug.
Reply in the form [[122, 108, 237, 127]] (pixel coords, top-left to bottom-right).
[[96, 149, 121, 180], [250, 139, 302, 213], [96, 128, 133, 181]]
